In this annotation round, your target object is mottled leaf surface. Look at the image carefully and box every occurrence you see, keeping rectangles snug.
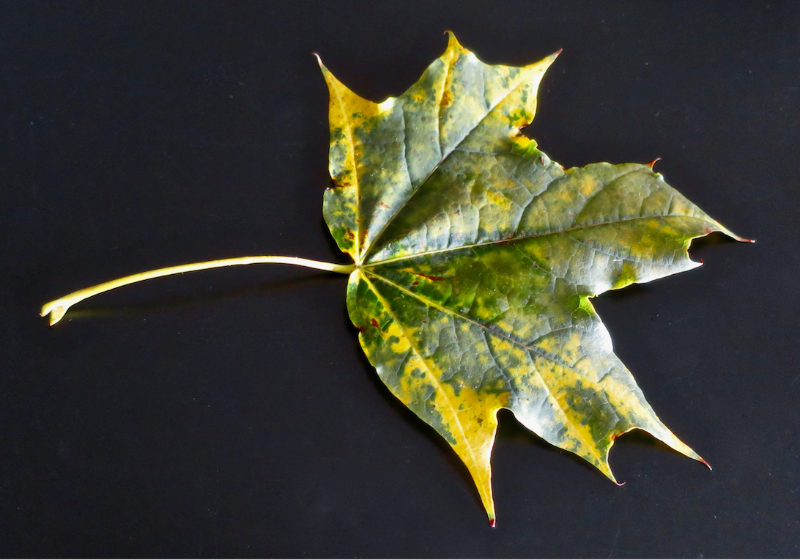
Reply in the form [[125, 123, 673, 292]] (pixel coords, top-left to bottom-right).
[[320, 34, 743, 523]]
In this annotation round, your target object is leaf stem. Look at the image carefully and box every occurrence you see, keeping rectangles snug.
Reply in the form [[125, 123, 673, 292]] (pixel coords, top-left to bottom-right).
[[40, 256, 356, 326]]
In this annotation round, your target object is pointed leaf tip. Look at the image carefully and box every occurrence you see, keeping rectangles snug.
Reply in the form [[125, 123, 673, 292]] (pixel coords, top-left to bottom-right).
[[445, 30, 462, 50], [532, 49, 562, 73], [489, 518, 496, 528], [729, 233, 755, 243]]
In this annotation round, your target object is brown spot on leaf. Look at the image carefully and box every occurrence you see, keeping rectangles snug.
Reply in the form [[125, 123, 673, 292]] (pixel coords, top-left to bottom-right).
[[441, 89, 453, 108], [416, 273, 447, 282]]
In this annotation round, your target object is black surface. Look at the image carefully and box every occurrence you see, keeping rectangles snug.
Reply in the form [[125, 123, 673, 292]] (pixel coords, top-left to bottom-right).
[[2, 2, 798, 557]]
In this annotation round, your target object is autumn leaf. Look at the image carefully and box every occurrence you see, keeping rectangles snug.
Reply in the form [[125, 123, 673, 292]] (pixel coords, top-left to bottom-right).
[[41, 33, 749, 526], [319, 33, 748, 525]]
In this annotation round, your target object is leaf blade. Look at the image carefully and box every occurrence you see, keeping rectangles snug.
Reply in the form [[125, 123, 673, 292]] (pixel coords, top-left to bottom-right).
[[323, 34, 741, 521]]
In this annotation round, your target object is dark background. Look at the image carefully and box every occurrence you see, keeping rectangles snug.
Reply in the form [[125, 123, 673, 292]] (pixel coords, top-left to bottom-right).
[[2, 1, 798, 557]]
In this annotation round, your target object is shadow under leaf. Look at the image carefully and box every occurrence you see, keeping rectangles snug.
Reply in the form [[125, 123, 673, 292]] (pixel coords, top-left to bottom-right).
[[60, 272, 342, 323]]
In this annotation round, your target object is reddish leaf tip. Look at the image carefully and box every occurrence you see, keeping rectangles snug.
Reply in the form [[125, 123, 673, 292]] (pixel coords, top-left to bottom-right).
[[489, 518, 497, 528], [648, 157, 662, 170], [699, 458, 712, 471], [615, 480, 627, 487]]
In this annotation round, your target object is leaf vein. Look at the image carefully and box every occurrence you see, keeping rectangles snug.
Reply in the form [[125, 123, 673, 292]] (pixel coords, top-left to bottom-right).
[[364, 70, 535, 260], [365, 214, 716, 267], [329, 84, 362, 262], [360, 272, 484, 468]]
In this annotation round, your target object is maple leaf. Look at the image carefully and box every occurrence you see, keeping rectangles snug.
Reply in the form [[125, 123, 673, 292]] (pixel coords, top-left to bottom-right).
[[41, 33, 750, 526], [318, 33, 748, 524]]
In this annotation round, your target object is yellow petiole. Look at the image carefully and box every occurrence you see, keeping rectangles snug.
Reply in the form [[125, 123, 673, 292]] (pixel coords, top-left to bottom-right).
[[40, 256, 355, 326]]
